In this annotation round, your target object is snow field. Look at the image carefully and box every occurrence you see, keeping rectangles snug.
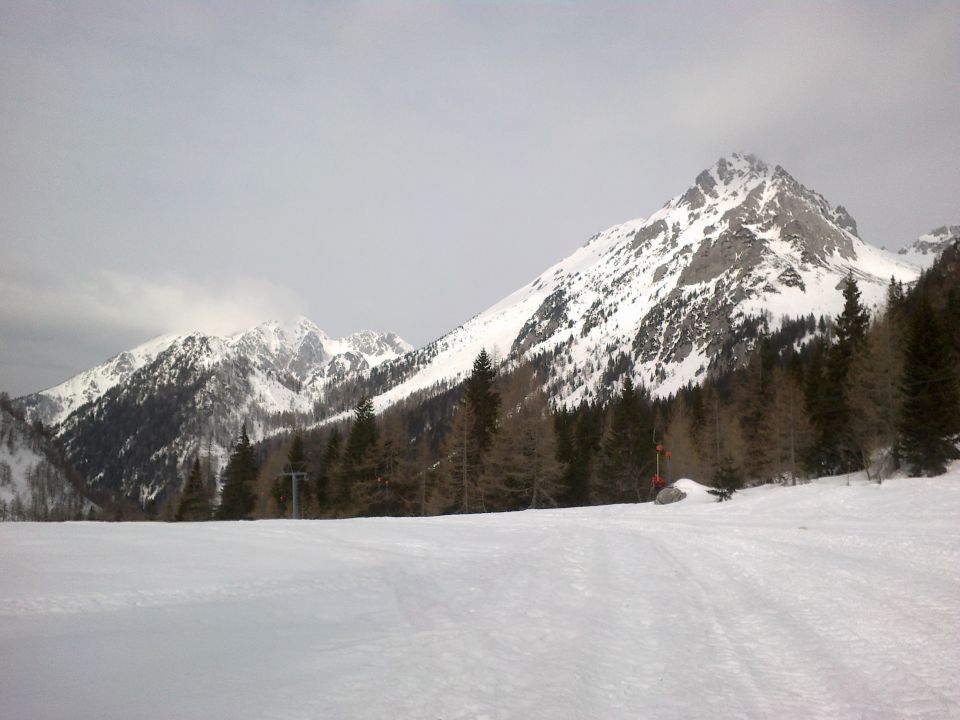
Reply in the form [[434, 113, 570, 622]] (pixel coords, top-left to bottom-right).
[[1, 475, 959, 719]]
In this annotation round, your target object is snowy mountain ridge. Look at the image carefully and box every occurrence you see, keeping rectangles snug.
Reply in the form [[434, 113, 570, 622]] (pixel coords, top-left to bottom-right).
[[362, 153, 926, 413], [23, 317, 412, 429]]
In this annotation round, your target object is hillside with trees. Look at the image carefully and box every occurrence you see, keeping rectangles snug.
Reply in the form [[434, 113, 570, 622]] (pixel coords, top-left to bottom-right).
[[156, 240, 960, 521]]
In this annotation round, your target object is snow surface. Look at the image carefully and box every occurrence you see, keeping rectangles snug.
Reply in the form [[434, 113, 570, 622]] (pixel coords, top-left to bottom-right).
[[2, 474, 959, 719]]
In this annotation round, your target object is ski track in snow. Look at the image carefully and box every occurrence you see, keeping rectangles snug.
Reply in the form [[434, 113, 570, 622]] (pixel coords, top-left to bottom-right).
[[1, 477, 959, 720]]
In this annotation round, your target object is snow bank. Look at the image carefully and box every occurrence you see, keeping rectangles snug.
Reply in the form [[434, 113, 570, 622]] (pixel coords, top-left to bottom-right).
[[668, 477, 716, 504], [2, 475, 959, 719]]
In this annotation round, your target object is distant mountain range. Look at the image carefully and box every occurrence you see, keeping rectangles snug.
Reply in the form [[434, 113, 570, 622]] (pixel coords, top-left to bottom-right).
[[17, 321, 411, 504], [15, 154, 954, 506]]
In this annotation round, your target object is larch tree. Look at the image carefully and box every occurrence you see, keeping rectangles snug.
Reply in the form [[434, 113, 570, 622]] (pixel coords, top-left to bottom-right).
[[664, 395, 708, 483], [767, 363, 811, 483], [482, 390, 566, 511], [847, 313, 904, 480], [439, 398, 484, 513]]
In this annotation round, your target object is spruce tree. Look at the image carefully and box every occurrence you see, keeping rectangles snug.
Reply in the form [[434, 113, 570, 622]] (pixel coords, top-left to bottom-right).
[[598, 376, 654, 503], [176, 458, 211, 521], [465, 349, 500, 454], [835, 274, 871, 350], [898, 293, 960, 475], [345, 396, 378, 464], [317, 429, 342, 513], [555, 401, 603, 506], [708, 454, 741, 501], [339, 396, 380, 514], [215, 424, 258, 520]]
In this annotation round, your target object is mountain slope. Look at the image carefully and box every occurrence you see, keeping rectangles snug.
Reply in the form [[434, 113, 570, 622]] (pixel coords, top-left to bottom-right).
[[365, 154, 924, 412], [0, 395, 92, 520]]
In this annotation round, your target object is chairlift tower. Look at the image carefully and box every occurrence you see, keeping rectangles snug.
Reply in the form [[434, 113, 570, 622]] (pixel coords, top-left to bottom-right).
[[279, 461, 307, 519]]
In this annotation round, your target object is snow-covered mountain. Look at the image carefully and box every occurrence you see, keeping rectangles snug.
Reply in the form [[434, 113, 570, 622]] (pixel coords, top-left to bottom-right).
[[365, 154, 927, 411], [17, 318, 411, 504], [21, 318, 411, 429], [14, 153, 943, 505], [897, 225, 960, 266]]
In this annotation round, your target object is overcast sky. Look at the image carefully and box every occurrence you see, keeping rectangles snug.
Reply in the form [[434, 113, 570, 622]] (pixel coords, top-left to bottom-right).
[[1, 1, 958, 397]]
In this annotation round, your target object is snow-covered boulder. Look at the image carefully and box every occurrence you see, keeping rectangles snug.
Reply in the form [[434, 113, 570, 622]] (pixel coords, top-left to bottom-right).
[[655, 486, 687, 505], [671, 478, 718, 505]]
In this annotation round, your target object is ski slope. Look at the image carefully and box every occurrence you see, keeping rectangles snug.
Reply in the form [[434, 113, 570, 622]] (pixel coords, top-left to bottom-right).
[[2, 474, 959, 719]]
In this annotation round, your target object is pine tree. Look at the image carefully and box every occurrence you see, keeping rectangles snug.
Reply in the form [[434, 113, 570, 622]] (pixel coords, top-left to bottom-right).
[[737, 337, 776, 482], [898, 292, 960, 475], [345, 396, 378, 463], [555, 401, 603, 506], [598, 377, 654, 503], [821, 274, 872, 473], [835, 274, 871, 350], [340, 397, 379, 514], [176, 458, 211, 521], [317, 429, 342, 514], [465, 349, 500, 455], [708, 454, 741, 501], [215, 424, 258, 520]]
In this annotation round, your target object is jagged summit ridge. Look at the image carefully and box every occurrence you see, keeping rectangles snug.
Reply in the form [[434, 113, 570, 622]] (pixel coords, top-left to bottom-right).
[[21, 319, 411, 430]]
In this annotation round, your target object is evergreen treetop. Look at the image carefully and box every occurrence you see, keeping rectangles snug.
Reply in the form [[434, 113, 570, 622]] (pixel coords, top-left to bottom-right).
[[466, 349, 500, 454], [175, 458, 211, 521], [215, 424, 258, 520]]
